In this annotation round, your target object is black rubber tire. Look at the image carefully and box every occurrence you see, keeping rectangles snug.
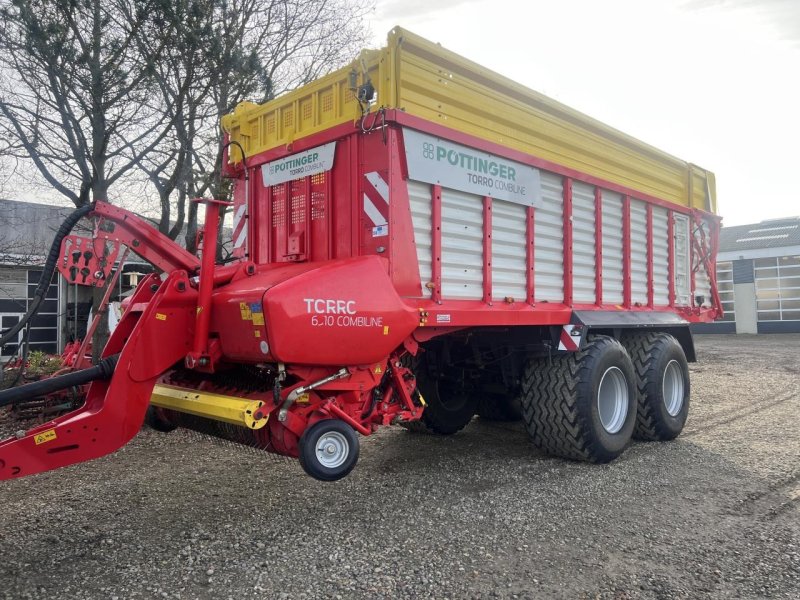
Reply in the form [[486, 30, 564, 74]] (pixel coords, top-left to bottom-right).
[[621, 332, 690, 441], [476, 392, 522, 422], [415, 369, 477, 435], [145, 406, 177, 432], [520, 335, 637, 463], [298, 419, 360, 481]]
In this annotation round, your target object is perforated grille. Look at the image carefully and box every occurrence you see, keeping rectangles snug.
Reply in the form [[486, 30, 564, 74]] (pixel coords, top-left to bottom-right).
[[310, 173, 326, 221], [290, 180, 306, 224], [271, 185, 285, 227], [266, 117, 275, 134], [321, 92, 333, 113], [302, 102, 312, 120], [283, 108, 293, 128]]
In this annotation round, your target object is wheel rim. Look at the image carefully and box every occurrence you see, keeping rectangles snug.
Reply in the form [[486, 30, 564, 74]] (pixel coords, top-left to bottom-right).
[[662, 360, 684, 417], [597, 366, 629, 434], [315, 431, 349, 469]]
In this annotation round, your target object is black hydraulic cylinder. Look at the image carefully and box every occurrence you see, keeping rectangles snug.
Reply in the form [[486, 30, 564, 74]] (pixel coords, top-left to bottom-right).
[[0, 354, 119, 409]]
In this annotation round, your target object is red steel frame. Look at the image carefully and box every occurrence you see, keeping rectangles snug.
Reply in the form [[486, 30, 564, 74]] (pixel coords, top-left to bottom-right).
[[646, 204, 654, 309], [482, 196, 493, 304], [622, 195, 632, 309], [562, 177, 574, 307], [526, 207, 535, 305], [431, 184, 443, 304], [594, 187, 603, 306]]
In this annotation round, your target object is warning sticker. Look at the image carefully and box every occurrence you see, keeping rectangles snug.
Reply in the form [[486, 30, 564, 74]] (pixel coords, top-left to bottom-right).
[[239, 302, 252, 321], [34, 429, 57, 445], [252, 313, 265, 326]]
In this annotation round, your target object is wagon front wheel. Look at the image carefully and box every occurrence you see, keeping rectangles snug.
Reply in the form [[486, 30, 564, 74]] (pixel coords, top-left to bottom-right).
[[299, 419, 360, 481]]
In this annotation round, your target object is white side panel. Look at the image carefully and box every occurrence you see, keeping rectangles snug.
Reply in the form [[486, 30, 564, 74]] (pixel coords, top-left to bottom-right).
[[629, 199, 648, 304], [652, 206, 669, 305], [492, 199, 528, 301], [572, 181, 596, 303], [601, 191, 624, 304], [441, 187, 484, 299], [408, 179, 433, 297], [673, 214, 691, 306], [535, 172, 564, 302]]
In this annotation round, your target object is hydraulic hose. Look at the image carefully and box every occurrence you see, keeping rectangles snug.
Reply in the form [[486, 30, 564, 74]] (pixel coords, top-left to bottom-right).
[[0, 203, 94, 349], [0, 353, 119, 408]]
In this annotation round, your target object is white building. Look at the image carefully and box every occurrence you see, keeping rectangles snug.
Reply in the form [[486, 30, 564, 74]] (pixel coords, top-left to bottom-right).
[[696, 216, 800, 334]]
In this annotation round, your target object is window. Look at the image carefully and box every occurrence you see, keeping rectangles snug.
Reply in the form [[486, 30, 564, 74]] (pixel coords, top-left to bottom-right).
[[755, 255, 800, 321], [0, 313, 23, 359], [0, 268, 27, 300]]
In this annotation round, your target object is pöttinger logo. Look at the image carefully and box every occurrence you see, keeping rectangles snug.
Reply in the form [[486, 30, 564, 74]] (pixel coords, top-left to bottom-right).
[[422, 142, 435, 160]]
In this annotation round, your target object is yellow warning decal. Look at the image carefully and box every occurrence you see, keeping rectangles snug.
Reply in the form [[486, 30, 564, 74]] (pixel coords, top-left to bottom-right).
[[417, 392, 427, 407], [383, 325, 389, 335], [34, 429, 57, 445], [155, 313, 167, 321], [374, 365, 383, 374], [239, 302, 252, 320], [251, 313, 265, 326], [196, 306, 203, 315], [254, 330, 261, 337]]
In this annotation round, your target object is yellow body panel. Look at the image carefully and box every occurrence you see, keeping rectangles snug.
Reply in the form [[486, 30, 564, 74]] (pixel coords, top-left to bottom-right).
[[150, 384, 268, 430], [221, 28, 716, 212]]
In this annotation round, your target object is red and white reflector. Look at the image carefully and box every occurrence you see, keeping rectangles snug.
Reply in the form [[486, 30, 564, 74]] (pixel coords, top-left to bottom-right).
[[558, 324, 581, 352], [363, 171, 389, 229]]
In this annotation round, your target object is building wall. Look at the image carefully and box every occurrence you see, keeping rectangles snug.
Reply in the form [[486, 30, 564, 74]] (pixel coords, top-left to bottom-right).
[[694, 253, 800, 334], [0, 266, 60, 360]]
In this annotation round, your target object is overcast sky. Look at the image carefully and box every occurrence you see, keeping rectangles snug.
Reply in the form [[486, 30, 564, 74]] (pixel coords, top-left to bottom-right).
[[368, 0, 800, 226]]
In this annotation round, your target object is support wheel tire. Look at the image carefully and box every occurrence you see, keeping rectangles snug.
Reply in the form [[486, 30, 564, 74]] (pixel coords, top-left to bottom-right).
[[299, 419, 359, 481], [621, 332, 690, 441], [145, 406, 177, 432], [520, 335, 636, 463]]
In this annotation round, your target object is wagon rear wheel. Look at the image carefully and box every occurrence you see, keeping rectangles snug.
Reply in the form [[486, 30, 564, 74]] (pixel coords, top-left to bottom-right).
[[520, 335, 636, 463], [621, 332, 690, 441]]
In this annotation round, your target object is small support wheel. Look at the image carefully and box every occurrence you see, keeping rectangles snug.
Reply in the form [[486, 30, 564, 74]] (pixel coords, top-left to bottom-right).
[[299, 419, 360, 481]]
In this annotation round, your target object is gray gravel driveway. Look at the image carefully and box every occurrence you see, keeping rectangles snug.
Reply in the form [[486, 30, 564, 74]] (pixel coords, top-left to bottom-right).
[[0, 334, 798, 599]]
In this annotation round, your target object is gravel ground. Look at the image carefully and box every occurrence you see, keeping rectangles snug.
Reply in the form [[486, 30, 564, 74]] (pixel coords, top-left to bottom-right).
[[0, 334, 798, 599]]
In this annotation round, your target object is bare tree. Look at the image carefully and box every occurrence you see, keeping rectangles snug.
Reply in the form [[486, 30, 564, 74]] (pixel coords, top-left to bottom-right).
[[0, 0, 372, 356], [0, 0, 176, 206], [0, 0, 183, 357], [179, 0, 373, 252]]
